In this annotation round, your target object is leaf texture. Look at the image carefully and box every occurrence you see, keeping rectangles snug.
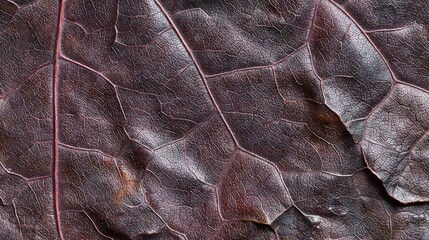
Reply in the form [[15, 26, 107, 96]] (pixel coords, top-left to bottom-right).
[[0, 0, 429, 239]]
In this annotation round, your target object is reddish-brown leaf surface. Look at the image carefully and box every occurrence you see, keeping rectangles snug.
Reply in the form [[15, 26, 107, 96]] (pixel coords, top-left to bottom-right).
[[0, 0, 428, 239]]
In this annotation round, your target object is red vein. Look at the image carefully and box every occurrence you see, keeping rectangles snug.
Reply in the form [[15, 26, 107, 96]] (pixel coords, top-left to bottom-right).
[[153, 0, 239, 146], [205, 44, 306, 78], [306, 0, 320, 43], [328, 0, 397, 82], [0, 62, 51, 100], [53, 0, 65, 239]]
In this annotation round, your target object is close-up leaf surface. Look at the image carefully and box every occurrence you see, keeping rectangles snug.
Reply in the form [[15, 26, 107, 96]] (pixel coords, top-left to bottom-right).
[[0, 0, 428, 239]]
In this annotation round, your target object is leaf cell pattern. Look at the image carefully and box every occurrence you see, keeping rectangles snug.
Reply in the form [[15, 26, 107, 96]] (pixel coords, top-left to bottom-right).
[[0, 0, 429, 239]]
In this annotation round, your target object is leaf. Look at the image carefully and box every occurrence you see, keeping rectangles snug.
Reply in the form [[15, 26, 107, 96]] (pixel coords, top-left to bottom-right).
[[0, 0, 428, 239]]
